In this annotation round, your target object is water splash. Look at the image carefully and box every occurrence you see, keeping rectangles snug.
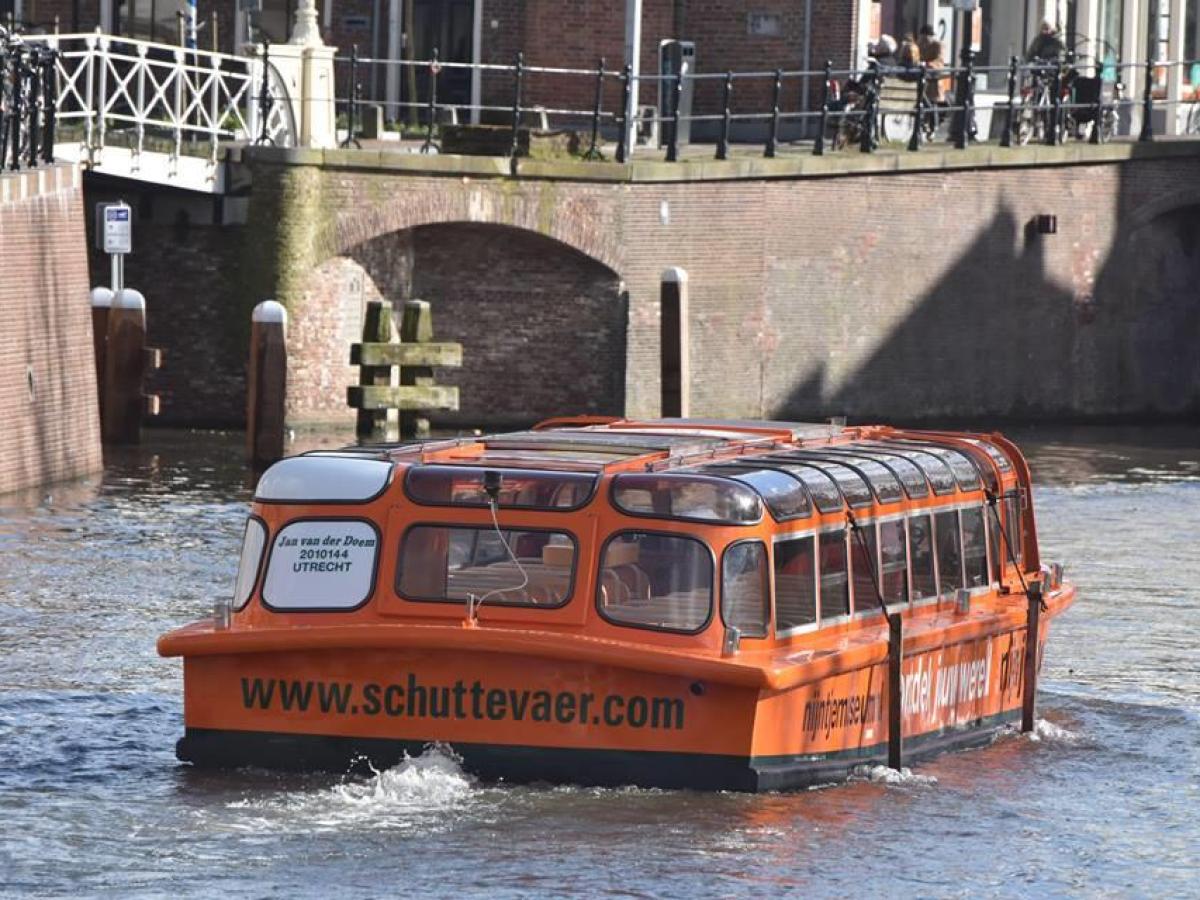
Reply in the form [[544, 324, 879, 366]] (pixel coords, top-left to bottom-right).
[[225, 745, 477, 833], [1024, 718, 1083, 744], [850, 765, 938, 786]]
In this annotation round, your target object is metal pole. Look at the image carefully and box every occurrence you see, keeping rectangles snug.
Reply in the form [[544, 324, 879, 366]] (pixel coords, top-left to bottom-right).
[[341, 44, 361, 148], [1139, 50, 1155, 142], [1020, 582, 1043, 733], [908, 65, 926, 152], [421, 46, 438, 154], [1047, 61, 1061, 145], [666, 69, 680, 161], [255, 39, 274, 145], [623, 0, 642, 159], [584, 56, 605, 161], [1090, 59, 1104, 144], [888, 612, 903, 769], [715, 71, 732, 160], [27, 47, 41, 168], [764, 67, 781, 158], [508, 51, 523, 173], [813, 60, 831, 156], [616, 63, 631, 163], [1000, 55, 1017, 148]]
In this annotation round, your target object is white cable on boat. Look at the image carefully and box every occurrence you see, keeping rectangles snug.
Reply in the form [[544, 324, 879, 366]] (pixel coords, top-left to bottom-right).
[[468, 497, 530, 619]]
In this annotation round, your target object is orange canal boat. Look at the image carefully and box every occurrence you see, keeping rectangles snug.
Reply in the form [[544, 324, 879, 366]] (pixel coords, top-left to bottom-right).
[[158, 418, 1074, 790]]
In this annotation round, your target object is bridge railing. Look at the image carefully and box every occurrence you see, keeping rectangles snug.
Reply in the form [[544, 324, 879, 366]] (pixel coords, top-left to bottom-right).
[[6, 29, 295, 181], [333, 48, 1200, 162]]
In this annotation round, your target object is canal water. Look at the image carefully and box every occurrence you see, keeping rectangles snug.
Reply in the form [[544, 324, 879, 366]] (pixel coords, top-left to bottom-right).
[[1, 427, 1197, 897]]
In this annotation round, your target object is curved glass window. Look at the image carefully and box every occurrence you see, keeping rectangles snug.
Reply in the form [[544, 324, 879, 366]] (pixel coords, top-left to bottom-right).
[[870, 444, 957, 495], [256, 457, 393, 503], [895, 444, 982, 492], [703, 465, 812, 521], [262, 520, 379, 611], [832, 447, 930, 499], [775, 456, 873, 508], [774, 535, 817, 633], [1004, 490, 1024, 566], [598, 532, 712, 632], [935, 510, 964, 595], [761, 458, 844, 512], [964, 438, 1013, 472], [406, 466, 596, 510], [397, 526, 575, 607], [841, 458, 904, 504], [722, 541, 769, 638], [233, 517, 267, 610], [611, 474, 762, 525], [820, 530, 850, 620]]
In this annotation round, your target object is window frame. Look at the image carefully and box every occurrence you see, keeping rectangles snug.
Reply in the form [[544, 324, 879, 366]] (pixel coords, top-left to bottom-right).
[[395, 522, 579, 609], [260, 516, 382, 613], [720, 539, 771, 639], [404, 465, 600, 512], [608, 473, 765, 526], [232, 514, 269, 611], [594, 529, 716, 636], [771, 528, 820, 638]]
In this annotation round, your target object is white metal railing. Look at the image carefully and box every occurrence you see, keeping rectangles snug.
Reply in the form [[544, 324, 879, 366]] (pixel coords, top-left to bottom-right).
[[25, 31, 295, 184]]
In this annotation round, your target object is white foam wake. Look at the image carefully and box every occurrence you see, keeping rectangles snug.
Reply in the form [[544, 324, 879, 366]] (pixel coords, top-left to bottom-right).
[[1024, 718, 1083, 744], [851, 764, 939, 786], [226, 744, 476, 832]]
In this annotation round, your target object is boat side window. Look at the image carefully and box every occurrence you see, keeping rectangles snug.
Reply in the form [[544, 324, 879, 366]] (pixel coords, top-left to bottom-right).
[[1004, 490, 1024, 566], [908, 514, 937, 600], [406, 466, 597, 510], [820, 530, 850, 620], [597, 532, 713, 633], [934, 509, 964, 594], [611, 474, 763, 525], [722, 541, 769, 638], [879, 519, 908, 605], [397, 526, 575, 607], [233, 517, 267, 610], [961, 506, 989, 588], [773, 535, 817, 633], [987, 504, 1002, 583], [262, 520, 379, 611], [850, 522, 881, 615]]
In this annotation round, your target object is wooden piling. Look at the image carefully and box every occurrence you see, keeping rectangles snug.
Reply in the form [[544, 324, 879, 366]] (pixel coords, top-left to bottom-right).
[[90, 286, 113, 430], [887, 612, 904, 769], [660, 268, 690, 418], [102, 289, 148, 445], [1021, 582, 1043, 733], [355, 300, 398, 441], [247, 300, 288, 466], [400, 299, 434, 439]]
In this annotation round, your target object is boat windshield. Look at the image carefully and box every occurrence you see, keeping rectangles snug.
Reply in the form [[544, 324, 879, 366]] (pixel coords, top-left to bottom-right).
[[610, 474, 763, 525], [396, 525, 575, 607], [405, 465, 598, 510]]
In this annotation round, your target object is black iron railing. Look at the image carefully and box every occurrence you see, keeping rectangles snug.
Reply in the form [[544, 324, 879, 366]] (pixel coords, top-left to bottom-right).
[[331, 49, 1200, 162], [1, 28, 58, 171]]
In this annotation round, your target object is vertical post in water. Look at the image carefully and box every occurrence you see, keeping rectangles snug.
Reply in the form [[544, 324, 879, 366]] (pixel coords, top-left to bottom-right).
[[355, 300, 396, 441], [400, 299, 434, 439], [246, 300, 288, 466], [1139, 50, 1155, 142], [90, 286, 114, 432], [659, 267, 689, 418], [888, 612, 903, 769], [1021, 582, 1043, 733], [102, 289, 148, 445]]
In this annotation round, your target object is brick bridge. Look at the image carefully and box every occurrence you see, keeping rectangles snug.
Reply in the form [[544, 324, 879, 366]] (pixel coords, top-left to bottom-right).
[[95, 141, 1200, 428]]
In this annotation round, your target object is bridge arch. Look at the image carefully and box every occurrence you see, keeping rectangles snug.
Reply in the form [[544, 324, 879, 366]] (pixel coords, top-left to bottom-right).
[[294, 220, 628, 427]]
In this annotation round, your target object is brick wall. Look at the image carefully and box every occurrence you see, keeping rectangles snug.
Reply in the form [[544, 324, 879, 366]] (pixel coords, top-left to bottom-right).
[[0, 165, 103, 496], [224, 145, 1200, 430]]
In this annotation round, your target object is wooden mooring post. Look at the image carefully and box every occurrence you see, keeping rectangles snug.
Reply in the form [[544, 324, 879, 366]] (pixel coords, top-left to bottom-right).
[[90, 287, 113, 430], [101, 288, 162, 444], [348, 299, 462, 441], [247, 301, 288, 466]]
